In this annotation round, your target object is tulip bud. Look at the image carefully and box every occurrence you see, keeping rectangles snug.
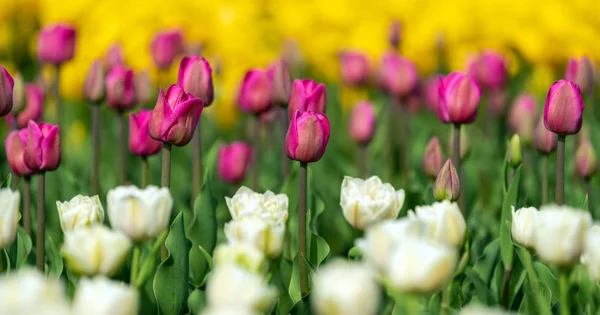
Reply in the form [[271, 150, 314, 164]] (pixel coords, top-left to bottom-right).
[[24, 120, 61, 173], [106, 65, 135, 111], [437, 72, 481, 124], [388, 20, 401, 50], [83, 60, 105, 103], [62, 225, 132, 276], [9, 84, 43, 129], [511, 206, 538, 249], [340, 176, 405, 230], [267, 59, 292, 106], [11, 72, 24, 114], [0, 269, 71, 314], [103, 43, 125, 71], [378, 53, 418, 98], [583, 225, 600, 282], [508, 94, 537, 145], [56, 195, 105, 232], [288, 79, 327, 120], [149, 84, 204, 146], [217, 142, 253, 184], [36, 23, 76, 65], [282, 39, 305, 78], [467, 51, 508, 90], [0, 189, 19, 249], [422, 137, 444, 178], [129, 110, 162, 157], [423, 75, 442, 112], [410, 200, 466, 248], [312, 260, 381, 315], [285, 110, 330, 163], [225, 186, 289, 224], [72, 276, 139, 315], [533, 118, 557, 154], [107, 185, 173, 241], [565, 56, 595, 95], [150, 29, 184, 70], [177, 56, 214, 106], [238, 69, 273, 115], [487, 88, 508, 117], [434, 158, 460, 202], [340, 50, 370, 86], [449, 126, 470, 161], [5, 128, 34, 176], [543, 80, 584, 135], [134, 70, 153, 105], [0, 66, 14, 117], [575, 140, 597, 179], [213, 242, 266, 274], [348, 101, 376, 145], [508, 134, 522, 168]]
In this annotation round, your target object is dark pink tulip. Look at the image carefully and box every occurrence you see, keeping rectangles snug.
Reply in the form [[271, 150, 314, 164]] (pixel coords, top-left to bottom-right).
[[378, 52, 418, 98], [423, 137, 444, 179], [259, 107, 278, 125], [177, 56, 213, 106], [285, 110, 330, 163], [238, 69, 273, 115], [348, 101, 376, 145], [388, 20, 401, 49], [575, 140, 597, 179], [533, 118, 557, 154], [287, 79, 326, 120], [423, 75, 442, 112], [14, 85, 43, 128], [103, 43, 125, 71], [508, 94, 537, 144], [36, 23, 76, 65], [467, 51, 508, 90], [0, 66, 14, 117], [106, 65, 136, 111], [149, 84, 204, 146], [83, 60, 105, 103], [24, 121, 60, 172], [565, 57, 595, 95], [340, 51, 370, 86], [5, 128, 34, 176], [544, 80, 584, 135], [437, 72, 481, 124], [129, 110, 161, 157], [217, 142, 253, 184], [134, 70, 153, 105], [150, 29, 184, 70], [267, 59, 292, 106]]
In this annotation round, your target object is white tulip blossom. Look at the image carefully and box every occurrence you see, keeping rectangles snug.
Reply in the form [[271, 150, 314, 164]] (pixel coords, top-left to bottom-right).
[[213, 242, 267, 274], [56, 194, 104, 232], [409, 200, 466, 248], [583, 225, 600, 282], [226, 186, 289, 224], [72, 276, 139, 315], [0, 188, 19, 249], [201, 306, 258, 315], [224, 218, 285, 258], [511, 206, 538, 248]]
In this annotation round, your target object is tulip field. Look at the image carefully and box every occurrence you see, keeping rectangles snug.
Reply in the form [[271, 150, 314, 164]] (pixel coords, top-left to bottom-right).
[[1, 2, 600, 315]]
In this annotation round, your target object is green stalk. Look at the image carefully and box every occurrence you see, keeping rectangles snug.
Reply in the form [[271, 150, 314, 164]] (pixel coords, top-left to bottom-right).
[[91, 102, 101, 195], [541, 155, 548, 205], [36, 173, 45, 271], [23, 176, 31, 235], [141, 157, 149, 188], [556, 135, 566, 205], [192, 121, 202, 201], [559, 268, 571, 315], [130, 245, 141, 285], [298, 162, 308, 296], [118, 110, 127, 185]]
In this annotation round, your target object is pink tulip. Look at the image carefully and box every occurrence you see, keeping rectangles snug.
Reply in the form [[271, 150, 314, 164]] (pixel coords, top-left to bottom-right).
[[423, 75, 442, 112], [423, 137, 444, 179], [285, 110, 330, 163], [129, 110, 161, 157], [149, 84, 204, 146], [287, 79, 326, 120], [575, 140, 597, 179], [348, 101, 376, 145], [150, 29, 184, 70], [487, 89, 508, 117], [0, 66, 14, 117], [177, 56, 214, 106], [12, 85, 43, 129], [544, 80, 584, 135], [23, 120, 60, 172], [467, 51, 508, 90], [565, 56, 595, 95], [83, 60, 105, 103], [5, 128, 34, 176], [134, 71, 153, 105], [36, 23, 76, 65], [433, 158, 460, 202], [508, 94, 537, 144], [238, 69, 273, 115], [378, 52, 418, 98], [267, 59, 292, 106], [437, 72, 481, 124], [340, 51, 370, 86], [533, 118, 557, 154], [217, 142, 253, 183], [11, 73, 24, 114], [104, 43, 125, 71], [106, 65, 136, 111]]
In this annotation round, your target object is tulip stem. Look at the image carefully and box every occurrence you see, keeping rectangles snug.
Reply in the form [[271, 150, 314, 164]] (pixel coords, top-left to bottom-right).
[[118, 111, 127, 185], [36, 173, 45, 272], [298, 162, 309, 297], [501, 267, 512, 308], [280, 107, 290, 179], [130, 245, 141, 285], [53, 65, 62, 135], [141, 157, 149, 188], [453, 124, 464, 212], [585, 177, 594, 217], [358, 144, 369, 178], [556, 135, 566, 205], [559, 268, 571, 315], [10, 175, 19, 190], [542, 155, 548, 205], [23, 176, 31, 235], [160, 142, 171, 261], [399, 102, 410, 183], [192, 121, 202, 201], [252, 117, 261, 190], [91, 102, 101, 195]]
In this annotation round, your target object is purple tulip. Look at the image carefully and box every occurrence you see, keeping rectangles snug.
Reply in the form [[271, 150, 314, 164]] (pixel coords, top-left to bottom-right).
[[178, 56, 214, 106], [287, 79, 326, 120], [5, 128, 34, 176], [106, 65, 136, 111], [150, 29, 184, 70], [544, 80, 584, 135], [217, 142, 253, 183], [238, 69, 273, 115], [0, 66, 14, 117], [285, 110, 330, 163], [437, 72, 481, 124], [36, 23, 76, 65], [24, 120, 61, 172], [129, 110, 161, 157]]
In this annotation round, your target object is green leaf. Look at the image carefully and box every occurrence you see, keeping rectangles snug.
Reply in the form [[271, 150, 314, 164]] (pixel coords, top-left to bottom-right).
[[46, 237, 63, 279], [500, 166, 521, 269], [308, 233, 329, 267], [464, 268, 497, 305], [289, 297, 311, 315], [533, 262, 559, 304], [153, 213, 191, 315], [1, 173, 12, 189], [288, 254, 313, 304], [581, 194, 589, 211], [2, 249, 10, 271], [347, 246, 361, 260], [187, 289, 206, 315], [9, 227, 32, 268], [519, 279, 552, 315]]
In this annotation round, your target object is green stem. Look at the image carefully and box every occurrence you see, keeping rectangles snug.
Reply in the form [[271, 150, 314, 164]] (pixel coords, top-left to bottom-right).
[[280, 107, 289, 179], [542, 155, 548, 205], [453, 124, 464, 213], [386, 95, 395, 181], [192, 121, 202, 200], [358, 144, 368, 178], [559, 268, 571, 315], [23, 176, 31, 236], [252, 117, 261, 190], [585, 177, 594, 217], [36, 173, 45, 272], [298, 162, 308, 297], [399, 101, 410, 184], [91, 102, 101, 195], [54, 65, 62, 133], [556, 135, 566, 205], [501, 267, 513, 308], [118, 111, 127, 185], [136, 231, 168, 288], [130, 245, 141, 285], [141, 156, 149, 188], [160, 142, 171, 260]]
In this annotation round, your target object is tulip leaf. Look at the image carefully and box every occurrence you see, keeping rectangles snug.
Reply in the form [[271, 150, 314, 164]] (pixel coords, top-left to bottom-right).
[[1, 249, 10, 271], [45, 237, 63, 279], [533, 262, 559, 304], [500, 166, 521, 270], [289, 297, 311, 315], [1, 173, 11, 189], [519, 279, 552, 315], [464, 268, 497, 305], [308, 233, 329, 267], [8, 227, 32, 268], [581, 194, 589, 212], [187, 288, 206, 315], [288, 253, 313, 304], [153, 213, 191, 315], [347, 246, 361, 260]]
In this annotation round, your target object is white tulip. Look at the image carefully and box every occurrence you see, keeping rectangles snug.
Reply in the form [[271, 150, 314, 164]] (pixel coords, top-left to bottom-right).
[[583, 225, 600, 282], [533, 205, 592, 266], [62, 225, 132, 276], [206, 264, 277, 312], [0, 188, 19, 249], [107, 185, 173, 241], [213, 242, 266, 273], [511, 206, 538, 248], [226, 186, 288, 224], [56, 194, 104, 232], [460, 305, 515, 315], [312, 260, 380, 315], [202, 306, 258, 315], [387, 237, 458, 294], [224, 218, 285, 258], [410, 200, 466, 248], [72, 276, 139, 315], [340, 176, 405, 230]]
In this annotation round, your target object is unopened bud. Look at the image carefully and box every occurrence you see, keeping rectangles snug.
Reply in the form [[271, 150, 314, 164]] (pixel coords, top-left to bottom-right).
[[508, 134, 522, 168], [433, 158, 460, 202]]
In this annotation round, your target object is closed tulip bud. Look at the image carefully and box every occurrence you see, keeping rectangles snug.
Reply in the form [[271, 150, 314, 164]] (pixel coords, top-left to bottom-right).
[[378, 53, 418, 98], [56, 195, 104, 232], [62, 225, 132, 276], [348, 101, 376, 145], [423, 137, 444, 178], [511, 206, 538, 248], [0, 189, 19, 249], [213, 243, 266, 274], [312, 260, 380, 315], [178, 56, 214, 106], [226, 187, 289, 224], [285, 110, 330, 163], [238, 69, 273, 115], [583, 225, 600, 282], [434, 159, 460, 202], [11, 84, 43, 129], [508, 134, 522, 168], [437, 72, 481, 124], [11, 72, 24, 113], [84, 60, 105, 103], [424, 75, 442, 112], [72, 277, 139, 315], [467, 51, 508, 90], [575, 140, 597, 179], [134, 70, 153, 105], [533, 118, 557, 154], [225, 219, 285, 258], [267, 59, 292, 106], [106, 65, 135, 110], [340, 51, 370, 86], [544, 80, 584, 135], [533, 205, 591, 266], [0, 66, 14, 117], [218, 142, 253, 184], [388, 20, 401, 49], [103, 43, 125, 71], [107, 185, 173, 241], [36, 23, 76, 65], [565, 56, 595, 95], [24, 121, 61, 173], [410, 200, 466, 248], [5, 128, 34, 176], [0, 269, 70, 315], [150, 29, 184, 70], [129, 110, 161, 157], [508, 94, 537, 145], [287, 79, 327, 120], [149, 84, 204, 146], [340, 176, 405, 230]]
